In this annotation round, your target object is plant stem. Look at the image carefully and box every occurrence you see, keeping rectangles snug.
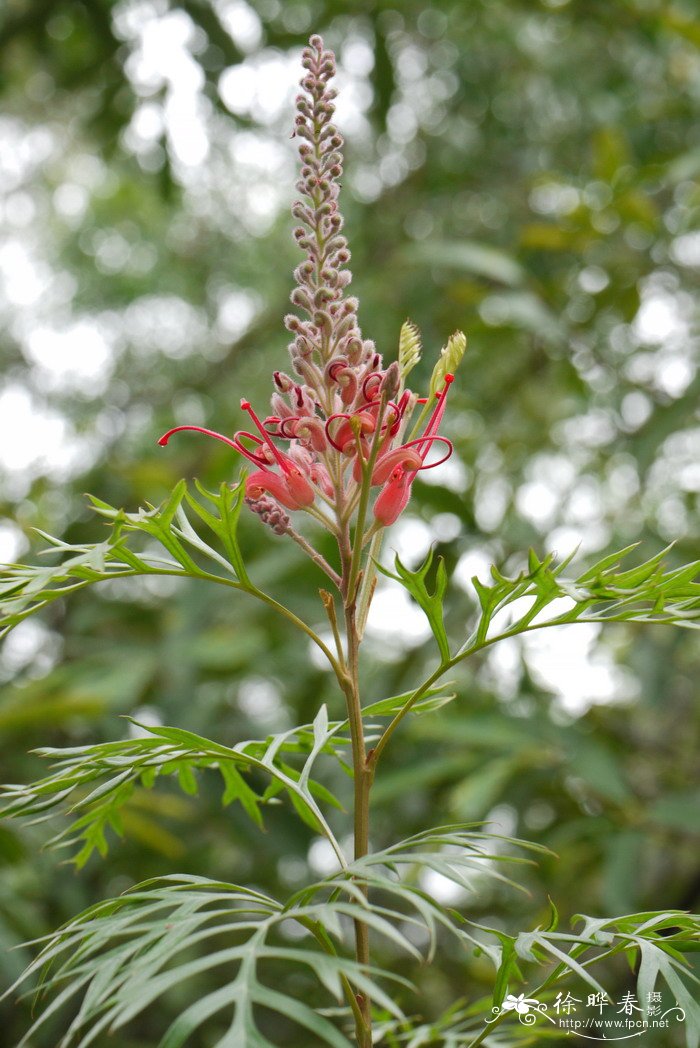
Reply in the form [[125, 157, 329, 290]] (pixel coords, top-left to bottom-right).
[[287, 525, 341, 586], [342, 585, 374, 1047], [337, 420, 386, 1045], [370, 661, 449, 769]]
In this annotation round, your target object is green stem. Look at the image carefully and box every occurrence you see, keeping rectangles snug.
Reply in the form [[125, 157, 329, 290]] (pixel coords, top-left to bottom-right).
[[356, 530, 383, 640], [335, 513, 374, 1046], [346, 398, 390, 603], [246, 581, 342, 676], [343, 595, 373, 1047], [297, 915, 368, 1035], [45, 564, 343, 681], [372, 602, 681, 771], [369, 661, 449, 770]]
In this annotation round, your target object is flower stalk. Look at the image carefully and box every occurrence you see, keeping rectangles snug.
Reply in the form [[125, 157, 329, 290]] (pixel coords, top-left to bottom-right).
[[158, 34, 464, 1046]]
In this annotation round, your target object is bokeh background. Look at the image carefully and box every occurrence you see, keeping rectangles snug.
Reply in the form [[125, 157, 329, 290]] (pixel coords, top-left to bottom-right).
[[0, 0, 698, 1044]]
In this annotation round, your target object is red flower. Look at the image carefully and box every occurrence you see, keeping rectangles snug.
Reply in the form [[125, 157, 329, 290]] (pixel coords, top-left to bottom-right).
[[158, 397, 315, 512], [373, 375, 454, 526]]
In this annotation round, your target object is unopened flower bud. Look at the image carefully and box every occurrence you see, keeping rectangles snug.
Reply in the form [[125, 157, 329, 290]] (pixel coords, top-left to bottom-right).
[[245, 494, 291, 536], [291, 287, 313, 311], [313, 287, 334, 307], [294, 416, 327, 452], [380, 361, 401, 399], [273, 371, 295, 393], [270, 392, 294, 420], [346, 337, 363, 364]]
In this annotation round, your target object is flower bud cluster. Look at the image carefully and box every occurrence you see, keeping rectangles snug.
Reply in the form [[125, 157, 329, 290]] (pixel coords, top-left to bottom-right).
[[244, 493, 291, 536], [284, 35, 376, 391]]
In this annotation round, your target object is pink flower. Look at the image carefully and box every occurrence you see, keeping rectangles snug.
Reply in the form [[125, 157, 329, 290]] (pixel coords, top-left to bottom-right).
[[373, 375, 454, 526], [158, 373, 454, 529], [158, 397, 316, 512]]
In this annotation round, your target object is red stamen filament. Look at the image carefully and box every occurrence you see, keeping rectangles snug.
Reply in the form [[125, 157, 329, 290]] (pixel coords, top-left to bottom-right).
[[325, 412, 353, 451], [279, 417, 300, 439], [240, 399, 291, 472], [362, 373, 382, 400], [234, 430, 272, 466], [158, 425, 239, 451], [403, 434, 453, 470]]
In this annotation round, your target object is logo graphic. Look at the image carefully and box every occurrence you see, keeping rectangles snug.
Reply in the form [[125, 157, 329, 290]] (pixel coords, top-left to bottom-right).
[[486, 989, 687, 1041]]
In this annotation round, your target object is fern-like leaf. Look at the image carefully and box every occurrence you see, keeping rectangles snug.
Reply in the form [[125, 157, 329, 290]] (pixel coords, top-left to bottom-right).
[[2, 876, 410, 1048], [463, 545, 700, 656], [0, 707, 347, 867], [0, 481, 252, 638], [376, 550, 451, 663]]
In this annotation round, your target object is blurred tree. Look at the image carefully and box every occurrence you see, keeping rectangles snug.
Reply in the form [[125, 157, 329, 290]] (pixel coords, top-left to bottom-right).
[[0, 1, 698, 1044]]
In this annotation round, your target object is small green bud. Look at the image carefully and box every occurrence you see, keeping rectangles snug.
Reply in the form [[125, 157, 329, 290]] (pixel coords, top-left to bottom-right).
[[430, 330, 467, 396], [398, 320, 422, 382]]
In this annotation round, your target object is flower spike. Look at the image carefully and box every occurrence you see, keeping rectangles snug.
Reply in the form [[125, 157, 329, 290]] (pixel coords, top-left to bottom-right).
[[159, 37, 461, 539]]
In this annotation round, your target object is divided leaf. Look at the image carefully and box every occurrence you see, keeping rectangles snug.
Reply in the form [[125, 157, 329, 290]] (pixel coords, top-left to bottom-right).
[[296, 825, 550, 967], [2, 876, 408, 1048], [377, 550, 451, 663], [462, 545, 700, 657], [372, 910, 700, 1047], [0, 707, 346, 867], [0, 481, 251, 638]]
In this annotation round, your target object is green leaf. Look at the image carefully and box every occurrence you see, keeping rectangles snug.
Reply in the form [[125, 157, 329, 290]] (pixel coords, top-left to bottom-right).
[[186, 478, 251, 585], [492, 937, 519, 1008], [3, 876, 409, 1048], [458, 545, 700, 663], [510, 909, 700, 1045], [363, 685, 457, 719], [0, 481, 252, 639], [376, 549, 451, 663], [516, 930, 607, 994], [0, 712, 346, 867], [542, 898, 559, 933]]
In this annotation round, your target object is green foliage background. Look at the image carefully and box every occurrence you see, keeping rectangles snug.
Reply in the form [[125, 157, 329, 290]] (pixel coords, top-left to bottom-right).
[[0, 0, 698, 1044]]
